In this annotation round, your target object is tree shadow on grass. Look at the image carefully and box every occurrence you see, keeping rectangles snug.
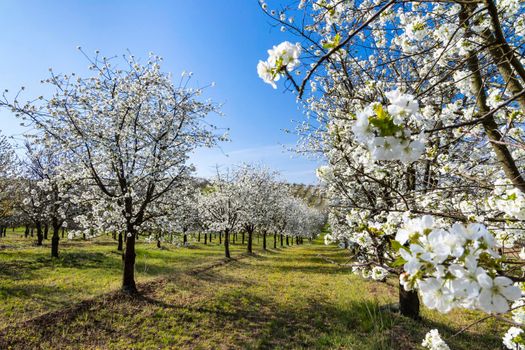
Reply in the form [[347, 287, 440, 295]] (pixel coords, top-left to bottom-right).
[[0, 245, 503, 350], [0, 268, 504, 350]]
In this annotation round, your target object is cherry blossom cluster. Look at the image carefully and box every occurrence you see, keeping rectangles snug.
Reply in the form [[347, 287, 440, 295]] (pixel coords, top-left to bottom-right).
[[351, 90, 425, 164], [395, 215, 522, 314], [257, 41, 301, 89], [501, 297, 525, 349], [421, 329, 450, 350]]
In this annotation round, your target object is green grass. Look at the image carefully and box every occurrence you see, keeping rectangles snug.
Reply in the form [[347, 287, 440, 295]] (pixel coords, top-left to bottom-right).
[[0, 230, 255, 326], [0, 232, 507, 349]]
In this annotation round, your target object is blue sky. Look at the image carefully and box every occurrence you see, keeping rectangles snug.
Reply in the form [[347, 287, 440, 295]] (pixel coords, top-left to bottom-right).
[[0, 0, 321, 184]]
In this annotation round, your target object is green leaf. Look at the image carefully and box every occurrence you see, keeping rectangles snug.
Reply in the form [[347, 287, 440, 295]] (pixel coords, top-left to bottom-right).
[[390, 239, 403, 252], [390, 256, 407, 267]]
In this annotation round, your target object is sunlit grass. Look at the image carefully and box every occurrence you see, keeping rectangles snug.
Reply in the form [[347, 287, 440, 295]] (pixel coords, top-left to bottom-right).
[[0, 232, 505, 349], [0, 230, 258, 326]]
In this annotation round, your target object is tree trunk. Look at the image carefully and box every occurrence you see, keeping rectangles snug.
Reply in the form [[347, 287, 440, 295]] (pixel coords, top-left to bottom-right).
[[24, 225, 29, 238], [51, 223, 60, 258], [459, 5, 525, 193], [122, 231, 137, 294], [280, 233, 283, 247], [296, 236, 299, 245], [36, 222, 43, 246], [224, 229, 230, 259], [263, 231, 267, 251], [242, 232, 245, 245], [209, 233, 212, 243], [117, 232, 123, 251], [44, 223, 48, 240], [157, 239, 161, 248], [62, 227, 65, 239], [273, 233, 277, 249], [183, 234, 187, 245], [204, 232, 208, 244], [286, 236, 289, 246], [247, 229, 253, 254], [399, 284, 420, 319], [30, 227, 34, 237], [198, 232, 201, 242]]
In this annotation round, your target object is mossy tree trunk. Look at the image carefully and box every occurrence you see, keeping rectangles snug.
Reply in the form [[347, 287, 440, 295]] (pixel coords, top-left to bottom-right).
[[36, 221, 43, 246], [117, 232, 123, 251], [399, 283, 420, 319], [224, 228, 230, 259], [122, 229, 137, 294], [51, 219, 60, 258]]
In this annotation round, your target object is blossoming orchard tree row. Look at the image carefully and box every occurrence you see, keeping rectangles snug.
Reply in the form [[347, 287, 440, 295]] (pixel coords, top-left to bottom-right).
[[0, 51, 325, 295], [258, 0, 525, 348]]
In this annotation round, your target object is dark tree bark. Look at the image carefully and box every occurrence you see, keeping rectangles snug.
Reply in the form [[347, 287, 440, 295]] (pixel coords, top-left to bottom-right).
[[44, 223, 49, 240], [280, 233, 283, 247], [273, 233, 277, 249], [36, 222, 43, 246], [263, 231, 267, 251], [117, 232, 123, 251], [31, 226, 34, 237], [286, 236, 289, 246], [24, 225, 29, 238], [204, 232, 208, 244], [183, 233, 188, 245], [51, 222, 60, 258], [242, 232, 245, 245], [122, 231, 137, 294], [198, 232, 201, 242], [224, 229, 230, 258], [157, 239, 161, 248], [399, 283, 420, 319], [247, 229, 253, 254], [295, 236, 299, 245], [209, 233, 212, 243], [61, 227, 65, 239]]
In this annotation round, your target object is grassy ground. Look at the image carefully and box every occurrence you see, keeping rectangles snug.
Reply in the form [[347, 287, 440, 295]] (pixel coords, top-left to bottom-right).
[[0, 231, 506, 349]]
